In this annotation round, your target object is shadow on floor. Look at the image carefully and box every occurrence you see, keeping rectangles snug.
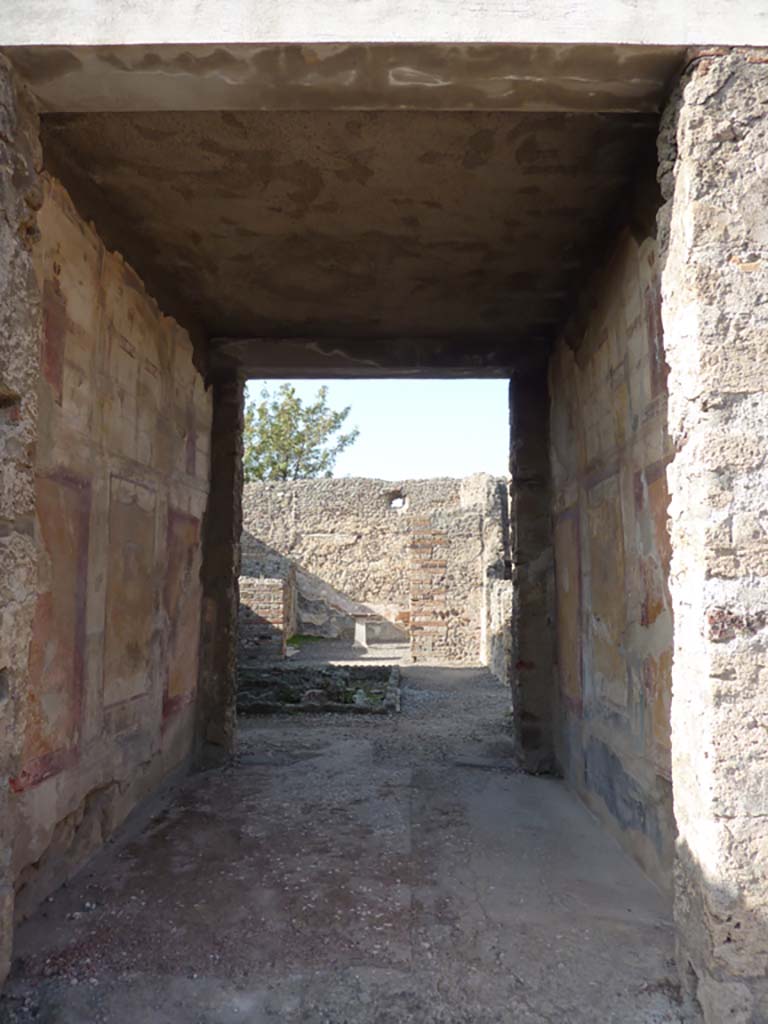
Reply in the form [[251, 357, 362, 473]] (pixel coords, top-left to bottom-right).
[[1, 666, 685, 1024]]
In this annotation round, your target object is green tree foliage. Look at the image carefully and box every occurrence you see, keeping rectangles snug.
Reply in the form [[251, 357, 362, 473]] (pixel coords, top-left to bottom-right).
[[243, 383, 360, 482]]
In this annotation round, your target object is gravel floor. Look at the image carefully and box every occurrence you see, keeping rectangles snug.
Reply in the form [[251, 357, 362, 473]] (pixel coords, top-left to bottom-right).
[[0, 665, 690, 1024]]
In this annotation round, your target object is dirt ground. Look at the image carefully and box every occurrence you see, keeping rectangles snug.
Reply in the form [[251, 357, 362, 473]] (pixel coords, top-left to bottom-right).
[[1, 666, 688, 1023]]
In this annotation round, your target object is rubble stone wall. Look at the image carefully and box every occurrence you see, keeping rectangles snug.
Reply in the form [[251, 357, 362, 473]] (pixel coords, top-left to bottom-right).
[[240, 475, 509, 668], [8, 171, 212, 938], [548, 202, 675, 890], [485, 578, 514, 694], [658, 51, 768, 1022], [0, 56, 43, 987]]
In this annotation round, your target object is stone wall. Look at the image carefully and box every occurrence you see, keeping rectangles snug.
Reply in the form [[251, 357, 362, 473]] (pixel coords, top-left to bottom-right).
[[408, 496, 506, 665], [548, 208, 675, 889], [195, 372, 243, 762], [658, 51, 768, 1022], [240, 475, 510, 668], [7, 172, 212, 936], [509, 369, 556, 772], [0, 56, 42, 987], [239, 575, 296, 659], [484, 578, 514, 692]]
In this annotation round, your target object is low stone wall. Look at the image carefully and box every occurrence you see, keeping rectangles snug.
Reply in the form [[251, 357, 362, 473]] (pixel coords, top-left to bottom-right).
[[240, 475, 511, 671], [238, 664, 400, 715]]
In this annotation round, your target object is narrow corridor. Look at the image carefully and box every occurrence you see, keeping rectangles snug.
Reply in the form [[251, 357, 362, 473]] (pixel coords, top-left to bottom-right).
[[1, 668, 683, 1024]]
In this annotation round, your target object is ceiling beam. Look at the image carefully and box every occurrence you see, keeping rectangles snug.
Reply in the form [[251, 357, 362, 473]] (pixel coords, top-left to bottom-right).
[[209, 335, 549, 379], [3, 43, 686, 114]]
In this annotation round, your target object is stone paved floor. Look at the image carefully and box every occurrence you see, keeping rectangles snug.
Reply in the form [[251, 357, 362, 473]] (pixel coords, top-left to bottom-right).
[[1, 666, 688, 1024]]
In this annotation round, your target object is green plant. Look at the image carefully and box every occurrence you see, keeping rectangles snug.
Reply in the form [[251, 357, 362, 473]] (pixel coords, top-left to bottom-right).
[[243, 384, 359, 482]]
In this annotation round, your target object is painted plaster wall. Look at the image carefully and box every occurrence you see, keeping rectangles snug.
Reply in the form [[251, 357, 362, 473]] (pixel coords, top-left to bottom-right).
[[549, 225, 675, 890], [240, 475, 509, 667], [9, 176, 212, 922]]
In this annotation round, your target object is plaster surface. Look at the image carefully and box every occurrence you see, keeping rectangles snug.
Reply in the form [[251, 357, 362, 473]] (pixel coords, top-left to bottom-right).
[[549, 217, 675, 892], [0, 0, 766, 47], [9, 171, 212, 955], [0, 666, 684, 1024], [3, 44, 685, 115], [40, 109, 657, 364]]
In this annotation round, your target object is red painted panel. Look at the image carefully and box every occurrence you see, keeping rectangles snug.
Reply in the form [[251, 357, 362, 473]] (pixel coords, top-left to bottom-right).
[[12, 472, 90, 791]]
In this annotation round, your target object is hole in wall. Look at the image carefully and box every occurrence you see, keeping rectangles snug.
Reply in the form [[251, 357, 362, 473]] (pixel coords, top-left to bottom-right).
[[0, 667, 9, 702], [0, 388, 21, 415], [388, 490, 407, 511]]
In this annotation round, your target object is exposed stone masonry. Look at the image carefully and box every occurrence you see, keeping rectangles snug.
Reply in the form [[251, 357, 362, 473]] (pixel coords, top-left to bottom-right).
[[408, 517, 452, 661], [239, 576, 295, 659], [0, 55, 42, 988], [658, 50, 768, 1022], [239, 475, 512, 673]]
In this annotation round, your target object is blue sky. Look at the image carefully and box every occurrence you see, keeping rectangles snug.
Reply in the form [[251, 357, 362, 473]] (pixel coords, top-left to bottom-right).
[[245, 378, 510, 480]]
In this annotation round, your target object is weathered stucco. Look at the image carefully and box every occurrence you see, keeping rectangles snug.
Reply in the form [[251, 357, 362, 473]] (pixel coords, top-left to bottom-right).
[[36, 108, 657, 362], [548, 216, 675, 890], [0, 55, 42, 988], [2, 43, 686, 116], [659, 50, 768, 1022], [8, 173, 212, 937]]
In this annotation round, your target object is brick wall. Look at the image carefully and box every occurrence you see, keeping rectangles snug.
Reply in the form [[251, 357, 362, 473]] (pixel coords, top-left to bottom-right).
[[409, 505, 491, 665], [408, 518, 450, 661], [239, 576, 295, 659]]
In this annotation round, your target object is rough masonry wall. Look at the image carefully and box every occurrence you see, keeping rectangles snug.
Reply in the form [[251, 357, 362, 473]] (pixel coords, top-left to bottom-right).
[[0, 57, 42, 987], [240, 475, 509, 666], [549, 219, 675, 890], [239, 575, 296, 660], [659, 52, 768, 1023], [9, 175, 212, 925]]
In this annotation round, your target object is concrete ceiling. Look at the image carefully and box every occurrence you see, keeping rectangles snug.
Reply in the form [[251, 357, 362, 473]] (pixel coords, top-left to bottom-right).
[[8, 44, 684, 114], [42, 108, 659, 373]]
